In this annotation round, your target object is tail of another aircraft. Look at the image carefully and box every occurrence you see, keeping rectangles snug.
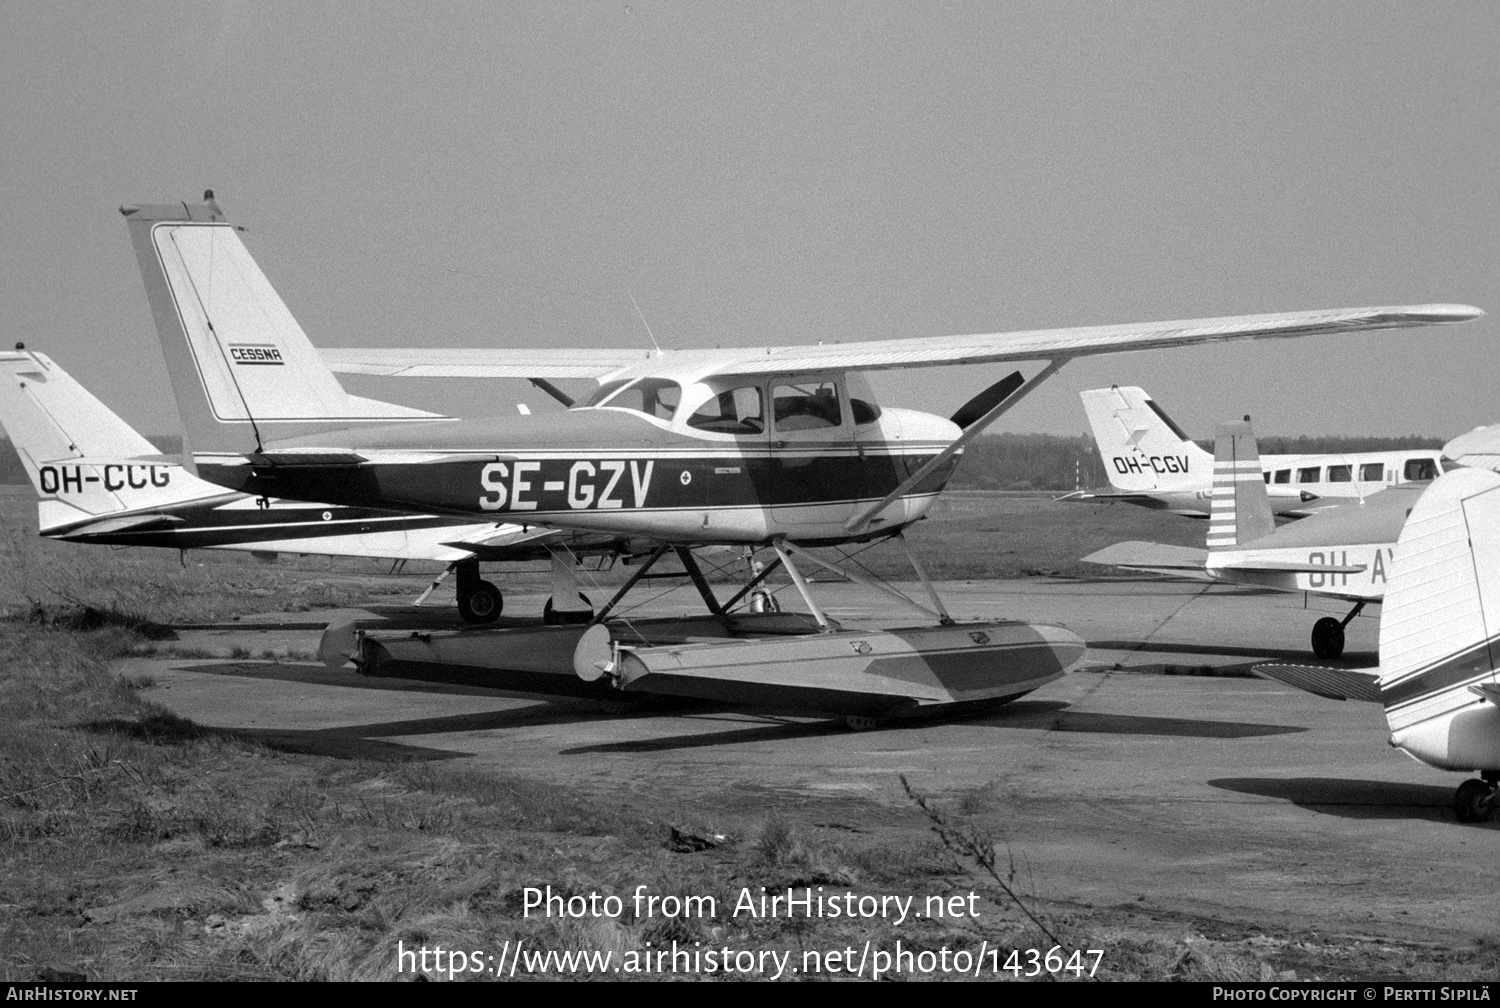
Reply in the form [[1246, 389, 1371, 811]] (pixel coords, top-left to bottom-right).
[[1376, 466, 1500, 771], [1206, 421, 1274, 549], [1079, 386, 1212, 493], [119, 193, 443, 462], [0, 350, 209, 532]]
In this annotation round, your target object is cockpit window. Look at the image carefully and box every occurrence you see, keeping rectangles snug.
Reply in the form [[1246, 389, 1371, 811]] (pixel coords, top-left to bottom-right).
[[688, 386, 765, 434], [773, 381, 842, 431], [575, 380, 629, 408], [579, 378, 681, 420]]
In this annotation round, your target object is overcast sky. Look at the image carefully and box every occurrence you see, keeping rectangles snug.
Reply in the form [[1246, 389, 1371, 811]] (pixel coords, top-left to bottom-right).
[[2, 1, 1495, 440]]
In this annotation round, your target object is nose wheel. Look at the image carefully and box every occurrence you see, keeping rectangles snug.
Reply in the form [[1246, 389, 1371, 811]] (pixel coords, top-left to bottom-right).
[[1310, 602, 1365, 659], [1454, 777, 1498, 823]]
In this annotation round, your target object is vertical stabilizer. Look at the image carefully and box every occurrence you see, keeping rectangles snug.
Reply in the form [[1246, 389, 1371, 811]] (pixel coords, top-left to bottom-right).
[[1206, 421, 1274, 549], [0, 350, 211, 531], [1079, 386, 1212, 493], [1376, 467, 1500, 770], [119, 195, 444, 462]]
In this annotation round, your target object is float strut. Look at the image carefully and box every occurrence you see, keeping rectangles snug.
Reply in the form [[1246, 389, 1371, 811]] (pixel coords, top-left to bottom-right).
[[591, 546, 669, 624], [896, 532, 954, 625], [674, 547, 725, 616], [772, 539, 833, 631], [414, 562, 457, 606]]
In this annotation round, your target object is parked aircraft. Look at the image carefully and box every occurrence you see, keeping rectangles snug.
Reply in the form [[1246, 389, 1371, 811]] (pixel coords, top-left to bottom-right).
[[1062, 385, 1444, 518], [1255, 464, 1500, 823], [1082, 420, 1417, 658], [116, 192, 1480, 721], [0, 346, 615, 622]]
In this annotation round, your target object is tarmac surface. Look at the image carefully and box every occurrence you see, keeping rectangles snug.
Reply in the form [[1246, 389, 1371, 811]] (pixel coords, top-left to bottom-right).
[[121, 577, 1499, 946]]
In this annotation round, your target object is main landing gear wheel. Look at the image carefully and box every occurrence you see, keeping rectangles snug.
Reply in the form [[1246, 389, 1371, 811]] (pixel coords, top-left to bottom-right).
[[1310, 616, 1345, 659], [543, 593, 594, 626], [1453, 779, 1496, 823], [457, 580, 502, 624]]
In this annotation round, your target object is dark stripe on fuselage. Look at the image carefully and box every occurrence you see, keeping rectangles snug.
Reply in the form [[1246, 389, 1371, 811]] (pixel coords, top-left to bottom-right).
[[207, 449, 956, 520], [1382, 634, 1500, 711], [50, 498, 484, 549]]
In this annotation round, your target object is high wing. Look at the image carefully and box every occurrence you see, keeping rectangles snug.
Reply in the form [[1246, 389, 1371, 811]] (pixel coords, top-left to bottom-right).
[[1443, 423, 1500, 472], [320, 304, 1481, 380], [1253, 663, 1384, 703], [318, 347, 653, 379]]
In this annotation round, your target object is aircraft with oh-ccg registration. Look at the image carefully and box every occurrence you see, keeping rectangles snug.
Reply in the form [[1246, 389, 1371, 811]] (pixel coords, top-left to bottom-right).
[[1061, 385, 1444, 519], [0, 346, 630, 622], [116, 192, 1482, 724]]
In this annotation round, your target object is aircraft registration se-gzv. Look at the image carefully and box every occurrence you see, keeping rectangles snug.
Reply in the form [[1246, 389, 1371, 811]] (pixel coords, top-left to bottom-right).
[[1061, 385, 1444, 519], [1255, 463, 1500, 823], [0, 347, 633, 622], [117, 192, 1482, 724], [1083, 420, 1421, 659]]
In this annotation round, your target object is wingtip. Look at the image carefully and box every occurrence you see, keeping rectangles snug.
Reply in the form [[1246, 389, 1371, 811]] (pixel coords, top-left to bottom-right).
[[1407, 304, 1484, 323]]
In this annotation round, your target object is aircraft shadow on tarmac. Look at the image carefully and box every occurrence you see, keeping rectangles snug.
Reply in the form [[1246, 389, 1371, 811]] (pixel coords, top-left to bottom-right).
[[1209, 777, 1462, 822], [562, 700, 1308, 754]]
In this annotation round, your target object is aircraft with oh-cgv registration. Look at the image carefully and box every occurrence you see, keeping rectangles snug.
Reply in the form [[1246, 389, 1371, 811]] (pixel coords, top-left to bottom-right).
[[1061, 385, 1445, 520], [116, 192, 1483, 725]]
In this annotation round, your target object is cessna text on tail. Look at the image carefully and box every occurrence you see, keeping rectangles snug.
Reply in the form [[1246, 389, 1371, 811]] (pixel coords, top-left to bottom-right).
[[1063, 385, 1444, 518]]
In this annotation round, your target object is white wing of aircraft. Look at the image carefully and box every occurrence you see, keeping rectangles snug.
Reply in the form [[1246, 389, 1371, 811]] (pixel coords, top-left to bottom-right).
[[1443, 423, 1500, 472], [1256, 465, 1500, 823]]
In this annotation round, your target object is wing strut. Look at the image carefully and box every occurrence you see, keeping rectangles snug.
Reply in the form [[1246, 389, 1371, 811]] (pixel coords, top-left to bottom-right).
[[845, 359, 1067, 534]]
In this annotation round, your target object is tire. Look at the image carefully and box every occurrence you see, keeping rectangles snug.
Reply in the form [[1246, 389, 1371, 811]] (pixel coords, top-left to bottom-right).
[[1310, 616, 1344, 659], [1454, 779, 1492, 823], [543, 593, 593, 626], [457, 580, 502, 624]]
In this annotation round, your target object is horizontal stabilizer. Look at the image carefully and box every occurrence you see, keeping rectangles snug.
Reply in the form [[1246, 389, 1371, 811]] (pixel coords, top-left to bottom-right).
[[247, 450, 371, 467], [62, 513, 186, 536], [1081, 541, 1209, 571], [1215, 559, 1368, 574], [1253, 663, 1383, 703], [1058, 490, 1163, 504], [1470, 683, 1500, 707]]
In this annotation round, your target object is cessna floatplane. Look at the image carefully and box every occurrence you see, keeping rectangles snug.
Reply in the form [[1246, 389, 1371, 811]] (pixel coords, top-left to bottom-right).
[[118, 193, 1482, 725]]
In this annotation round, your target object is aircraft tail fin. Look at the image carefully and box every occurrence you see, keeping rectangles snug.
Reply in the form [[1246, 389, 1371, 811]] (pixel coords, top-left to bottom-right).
[[0, 350, 209, 531], [1375, 467, 1500, 769], [1079, 386, 1212, 493], [1206, 421, 1275, 550], [119, 194, 444, 461]]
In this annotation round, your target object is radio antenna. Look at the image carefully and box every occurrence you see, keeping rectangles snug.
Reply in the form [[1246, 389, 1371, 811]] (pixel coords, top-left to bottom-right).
[[628, 290, 663, 356]]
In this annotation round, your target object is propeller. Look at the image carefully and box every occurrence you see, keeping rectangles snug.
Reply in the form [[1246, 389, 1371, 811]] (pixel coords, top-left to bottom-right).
[[950, 371, 1025, 430]]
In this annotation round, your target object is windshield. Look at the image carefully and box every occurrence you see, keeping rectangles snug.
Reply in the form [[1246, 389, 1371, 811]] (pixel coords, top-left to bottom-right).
[[576, 377, 681, 421]]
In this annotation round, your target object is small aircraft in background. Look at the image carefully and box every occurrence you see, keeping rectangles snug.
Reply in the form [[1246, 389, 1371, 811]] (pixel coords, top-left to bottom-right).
[[1082, 419, 1417, 658], [1061, 385, 1444, 519], [0, 347, 626, 622], [114, 192, 1481, 723], [1255, 460, 1500, 823]]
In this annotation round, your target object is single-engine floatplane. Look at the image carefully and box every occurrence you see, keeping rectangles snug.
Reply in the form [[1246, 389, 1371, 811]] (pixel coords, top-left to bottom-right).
[[119, 193, 1482, 725]]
